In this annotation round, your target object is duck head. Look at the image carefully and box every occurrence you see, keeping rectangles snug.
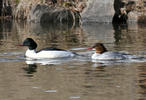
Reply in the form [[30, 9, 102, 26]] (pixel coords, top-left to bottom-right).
[[22, 38, 37, 50], [89, 43, 108, 54]]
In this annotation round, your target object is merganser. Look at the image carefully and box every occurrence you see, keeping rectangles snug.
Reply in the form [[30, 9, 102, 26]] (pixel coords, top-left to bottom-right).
[[89, 43, 135, 60], [20, 38, 76, 59]]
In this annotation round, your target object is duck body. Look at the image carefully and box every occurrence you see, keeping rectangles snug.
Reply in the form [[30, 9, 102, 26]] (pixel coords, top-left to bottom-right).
[[25, 49, 75, 59], [91, 51, 129, 60], [90, 43, 136, 60], [21, 38, 76, 59]]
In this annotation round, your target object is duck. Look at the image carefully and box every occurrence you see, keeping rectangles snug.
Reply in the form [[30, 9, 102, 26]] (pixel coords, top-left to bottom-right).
[[20, 38, 76, 59], [89, 43, 135, 60]]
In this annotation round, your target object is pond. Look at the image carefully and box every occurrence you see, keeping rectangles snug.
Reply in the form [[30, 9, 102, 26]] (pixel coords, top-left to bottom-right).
[[0, 20, 146, 100]]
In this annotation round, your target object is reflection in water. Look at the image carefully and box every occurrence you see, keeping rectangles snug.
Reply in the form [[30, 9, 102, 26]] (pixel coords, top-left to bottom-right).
[[23, 64, 37, 77], [137, 65, 146, 100], [16, 22, 84, 49], [112, 23, 128, 44], [0, 21, 145, 100], [40, 22, 74, 32], [82, 66, 106, 96], [25, 58, 75, 65], [0, 19, 13, 40], [82, 23, 114, 44], [0, 19, 13, 32]]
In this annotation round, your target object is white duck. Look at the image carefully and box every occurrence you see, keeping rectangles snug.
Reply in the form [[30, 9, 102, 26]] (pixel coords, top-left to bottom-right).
[[20, 38, 76, 59]]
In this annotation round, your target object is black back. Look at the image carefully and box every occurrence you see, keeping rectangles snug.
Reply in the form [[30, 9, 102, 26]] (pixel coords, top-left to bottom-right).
[[37, 47, 66, 53]]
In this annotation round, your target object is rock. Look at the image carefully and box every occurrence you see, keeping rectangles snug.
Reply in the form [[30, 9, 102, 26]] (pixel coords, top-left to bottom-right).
[[128, 0, 146, 23], [81, 0, 146, 24], [81, 0, 115, 23]]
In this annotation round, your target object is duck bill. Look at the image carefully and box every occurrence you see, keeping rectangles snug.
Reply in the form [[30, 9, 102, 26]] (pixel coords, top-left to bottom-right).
[[87, 48, 96, 50], [87, 48, 93, 50]]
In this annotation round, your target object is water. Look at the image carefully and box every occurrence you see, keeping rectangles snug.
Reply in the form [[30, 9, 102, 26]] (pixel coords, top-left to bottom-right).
[[0, 20, 146, 100]]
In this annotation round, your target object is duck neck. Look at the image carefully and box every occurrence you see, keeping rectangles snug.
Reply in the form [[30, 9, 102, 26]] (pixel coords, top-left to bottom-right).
[[96, 50, 107, 54], [25, 49, 37, 57], [27, 49, 37, 53]]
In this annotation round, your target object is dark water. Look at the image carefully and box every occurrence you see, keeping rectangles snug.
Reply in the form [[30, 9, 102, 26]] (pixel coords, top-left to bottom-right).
[[0, 20, 146, 100]]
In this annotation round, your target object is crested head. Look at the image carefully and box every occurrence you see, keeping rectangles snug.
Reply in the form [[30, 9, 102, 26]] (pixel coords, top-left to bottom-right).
[[23, 38, 37, 50], [92, 43, 108, 54]]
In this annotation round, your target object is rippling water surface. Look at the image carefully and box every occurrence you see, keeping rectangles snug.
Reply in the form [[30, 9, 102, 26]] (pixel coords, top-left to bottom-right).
[[0, 20, 146, 100]]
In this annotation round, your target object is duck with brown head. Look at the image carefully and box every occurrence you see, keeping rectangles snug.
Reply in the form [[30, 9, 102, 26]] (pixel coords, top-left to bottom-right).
[[91, 43, 108, 54], [89, 43, 134, 60]]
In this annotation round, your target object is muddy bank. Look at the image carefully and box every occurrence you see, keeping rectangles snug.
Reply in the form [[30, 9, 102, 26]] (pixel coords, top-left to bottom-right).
[[14, 0, 86, 25], [0, 0, 86, 26], [1, 0, 146, 24]]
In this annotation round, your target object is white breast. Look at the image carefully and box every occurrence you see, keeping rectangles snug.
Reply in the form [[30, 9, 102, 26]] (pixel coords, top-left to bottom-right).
[[25, 49, 75, 59]]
